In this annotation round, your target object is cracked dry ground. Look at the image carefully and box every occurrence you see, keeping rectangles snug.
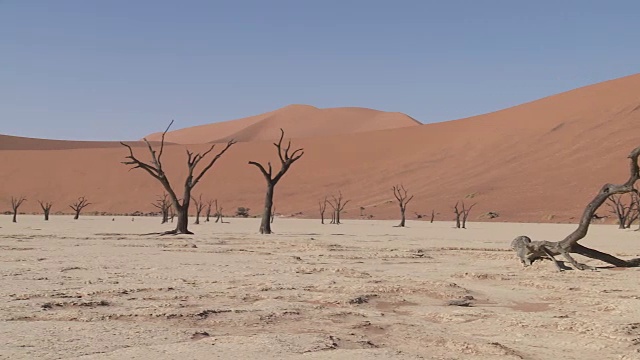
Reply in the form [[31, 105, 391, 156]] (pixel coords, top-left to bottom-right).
[[1, 217, 640, 359]]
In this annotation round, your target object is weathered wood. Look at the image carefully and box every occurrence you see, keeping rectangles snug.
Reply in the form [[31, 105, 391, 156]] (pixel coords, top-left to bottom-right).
[[120, 121, 235, 235], [192, 194, 205, 225], [151, 193, 170, 224], [319, 197, 328, 224], [38, 200, 53, 221], [248, 128, 304, 234], [392, 184, 414, 227], [327, 191, 350, 225], [69, 196, 91, 220], [11, 196, 26, 223], [513, 146, 640, 270]]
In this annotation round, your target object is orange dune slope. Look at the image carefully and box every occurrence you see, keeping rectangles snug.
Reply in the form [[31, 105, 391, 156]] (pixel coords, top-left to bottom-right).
[[0, 134, 125, 151], [145, 104, 421, 144], [1, 74, 640, 224]]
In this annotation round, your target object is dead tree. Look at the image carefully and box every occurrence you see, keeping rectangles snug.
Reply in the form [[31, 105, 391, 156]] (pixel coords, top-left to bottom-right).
[[37, 200, 53, 221], [512, 146, 640, 270], [628, 192, 640, 228], [453, 201, 476, 229], [248, 128, 304, 234], [192, 194, 205, 225], [169, 206, 175, 223], [205, 199, 213, 222], [453, 203, 462, 228], [606, 194, 635, 229], [211, 200, 222, 223], [462, 202, 476, 228], [69, 197, 91, 220], [10, 196, 26, 223], [328, 191, 350, 225], [319, 197, 328, 224], [430, 209, 436, 223], [121, 121, 235, 234], [392, 185, 414, 227], [152, 192, 170, 224], [609, 192, 640, 229]]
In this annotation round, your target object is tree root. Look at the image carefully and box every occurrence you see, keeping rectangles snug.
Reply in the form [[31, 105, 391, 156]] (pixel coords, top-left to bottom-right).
[[511, 236, 639, 271], [160, 229, 194, 236], [512, 145, 640, 271]]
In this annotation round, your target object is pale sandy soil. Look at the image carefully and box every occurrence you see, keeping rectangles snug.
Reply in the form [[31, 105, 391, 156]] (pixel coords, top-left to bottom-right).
[[1, 216, 640, 359]]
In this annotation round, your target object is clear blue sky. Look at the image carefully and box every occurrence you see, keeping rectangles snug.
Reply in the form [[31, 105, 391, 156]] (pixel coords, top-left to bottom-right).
[[1, 1, 639, 140]]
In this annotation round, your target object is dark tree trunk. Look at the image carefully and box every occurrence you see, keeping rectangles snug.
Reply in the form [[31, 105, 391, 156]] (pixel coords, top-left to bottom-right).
[[206, 206, 211, 222], [161, 210, 168, 224], [398, 208, 406, 227], [121, 121, 235, 236], [174, 205, 192, 234], [513, 146, 640, 270], [38, 201, 52, 221], [392, 185, 413, 228], [321, 212, 325, 224], [430, 210, 435, 223], [12, 211, 17, 223], [74, 211, 80, 220], [259, 185, 274, 234], [248, 128, 304, 235]]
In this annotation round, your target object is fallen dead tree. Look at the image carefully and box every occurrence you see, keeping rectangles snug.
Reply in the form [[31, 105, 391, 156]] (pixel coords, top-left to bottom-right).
[[511, 145, 640, 271]]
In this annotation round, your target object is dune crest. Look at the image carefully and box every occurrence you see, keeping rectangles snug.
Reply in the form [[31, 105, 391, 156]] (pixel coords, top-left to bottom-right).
[[144, 104, 421, 144], [1, 74, 640, 223]]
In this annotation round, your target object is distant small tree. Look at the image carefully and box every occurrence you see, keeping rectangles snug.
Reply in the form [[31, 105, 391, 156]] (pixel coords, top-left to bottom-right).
[[430, 209, 437, 223], [453, 201, 476, 229], [270, 205, 276, 224], [248, 128, 304, 234], [606, 193, 639, 229], [10, 196, 26, 223], [69, 196, 91, 220], [328, 191, 350, 225], [38, 200, 53, 221], [392, 184, 414, 227], [214, 200, 226, 223], [319, 197, 328, 224], [205, 199, 213, 222], [628, 192, 640, 229], [169, 206, 176, 223], [192, 194, 205, 225], [152, 192, 170, 224]]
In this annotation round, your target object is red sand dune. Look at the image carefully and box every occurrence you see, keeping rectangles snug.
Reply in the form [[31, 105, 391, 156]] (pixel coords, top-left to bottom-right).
[[145, 104, 421, 144], [0, 134, 124, 151], [1, 74, 640, 225]]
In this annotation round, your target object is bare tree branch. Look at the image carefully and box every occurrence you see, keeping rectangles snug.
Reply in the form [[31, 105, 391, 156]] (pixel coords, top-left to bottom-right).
[[513, 145, 640, 270], [120, 121, 236, 235], [10, 196, 26, 223], [248, 128, 304, 234]]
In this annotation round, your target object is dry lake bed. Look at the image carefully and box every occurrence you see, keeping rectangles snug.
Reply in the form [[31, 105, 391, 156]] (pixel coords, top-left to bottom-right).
[[1, 216, 640, 359]]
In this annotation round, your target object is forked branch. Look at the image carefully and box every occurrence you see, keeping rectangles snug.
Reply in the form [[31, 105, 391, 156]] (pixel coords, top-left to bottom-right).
[[69, 196, 91, 220], [513, 146, 640, 270]]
